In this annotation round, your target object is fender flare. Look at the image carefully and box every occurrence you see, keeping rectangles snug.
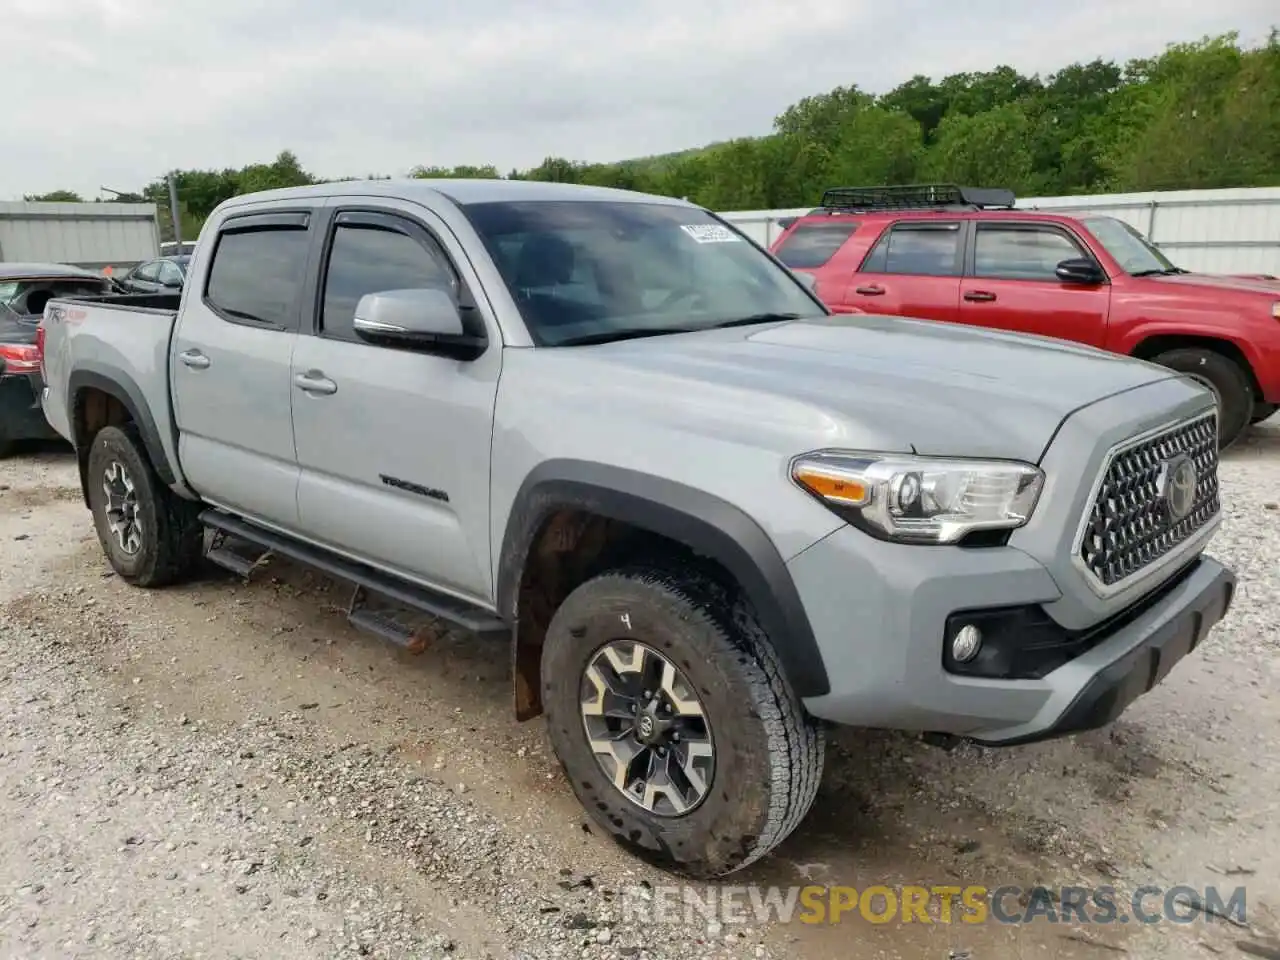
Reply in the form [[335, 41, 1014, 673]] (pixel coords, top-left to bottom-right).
[[67, 368, 177, 496], [496, 460, 830, 698]]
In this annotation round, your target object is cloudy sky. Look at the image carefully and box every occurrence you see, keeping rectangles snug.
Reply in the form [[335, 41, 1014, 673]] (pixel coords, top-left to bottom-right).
[[5, 0, 1276, 199]]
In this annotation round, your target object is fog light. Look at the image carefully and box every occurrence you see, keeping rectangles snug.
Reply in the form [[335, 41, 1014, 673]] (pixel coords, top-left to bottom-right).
[[952, 624, 983, 663]]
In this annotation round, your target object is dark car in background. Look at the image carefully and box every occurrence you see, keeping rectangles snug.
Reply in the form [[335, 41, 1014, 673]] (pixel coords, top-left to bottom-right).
[[116, 255, 189, 294], [1, 263, 113, 456]]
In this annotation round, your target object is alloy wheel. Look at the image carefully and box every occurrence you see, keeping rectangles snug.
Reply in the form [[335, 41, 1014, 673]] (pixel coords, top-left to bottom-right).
[[102, 460, 143, 555], [579, 639, 715, 817]]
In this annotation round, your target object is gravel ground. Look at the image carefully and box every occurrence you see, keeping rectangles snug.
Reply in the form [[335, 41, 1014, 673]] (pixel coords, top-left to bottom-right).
[[1, 420, 1278, 959]]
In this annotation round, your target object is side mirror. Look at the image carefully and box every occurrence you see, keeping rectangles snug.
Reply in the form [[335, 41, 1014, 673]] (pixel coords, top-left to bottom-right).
[[1055, 257, 1104, 285], [352, 288, 485, 358]]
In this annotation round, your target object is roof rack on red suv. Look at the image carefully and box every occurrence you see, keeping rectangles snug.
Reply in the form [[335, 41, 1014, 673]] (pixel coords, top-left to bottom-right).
[[815, 183, 1017, 214]]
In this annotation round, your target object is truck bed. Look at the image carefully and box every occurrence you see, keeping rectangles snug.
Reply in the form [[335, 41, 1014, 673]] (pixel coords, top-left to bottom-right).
[[40, 291, 187, 491]]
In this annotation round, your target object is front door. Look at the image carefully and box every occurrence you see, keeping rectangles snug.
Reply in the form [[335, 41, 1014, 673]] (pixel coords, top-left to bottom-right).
[[957, 222, 1111, 347], [290, 202, 501, 603], [169, 208, 315, 528]]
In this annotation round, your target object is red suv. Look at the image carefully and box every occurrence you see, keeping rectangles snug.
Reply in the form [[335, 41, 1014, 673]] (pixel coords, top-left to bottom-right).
[[770, 185, 1280, 447]]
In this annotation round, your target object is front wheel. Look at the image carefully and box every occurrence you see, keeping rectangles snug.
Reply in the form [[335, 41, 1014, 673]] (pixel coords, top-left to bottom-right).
[[1151, 348, 1253, 449], [541, 566, 824, 878], [86, 424, 203, 587]]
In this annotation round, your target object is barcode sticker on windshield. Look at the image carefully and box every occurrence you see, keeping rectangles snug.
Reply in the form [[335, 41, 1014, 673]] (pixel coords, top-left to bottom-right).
[[680, 224, 741, 244]]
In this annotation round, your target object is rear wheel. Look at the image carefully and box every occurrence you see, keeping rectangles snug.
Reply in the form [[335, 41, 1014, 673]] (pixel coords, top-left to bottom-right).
[[540, 565, 824, 878], [86, 424, 203, 587], [1151, 348, 1253, 449]]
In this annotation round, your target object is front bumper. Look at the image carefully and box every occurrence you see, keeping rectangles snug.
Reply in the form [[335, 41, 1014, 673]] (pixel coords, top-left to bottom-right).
[[790, 524, 1235, 744], [0, 373, 60, 443]]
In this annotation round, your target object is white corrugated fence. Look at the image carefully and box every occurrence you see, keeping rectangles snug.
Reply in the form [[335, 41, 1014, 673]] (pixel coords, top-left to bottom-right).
[[0, 201, 161, 271]]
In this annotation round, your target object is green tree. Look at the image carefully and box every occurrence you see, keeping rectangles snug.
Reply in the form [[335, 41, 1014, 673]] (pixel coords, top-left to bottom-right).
[[24, 189, 84, 202], [409, 164, 501, 178], [922, 102, 1035, 190]]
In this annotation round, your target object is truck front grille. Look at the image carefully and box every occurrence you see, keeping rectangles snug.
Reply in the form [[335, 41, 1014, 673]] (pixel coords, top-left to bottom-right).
[[1076, 411, 1219, 591]]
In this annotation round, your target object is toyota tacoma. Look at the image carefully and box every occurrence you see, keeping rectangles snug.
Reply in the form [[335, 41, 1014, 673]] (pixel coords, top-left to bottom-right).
[[38, 179, 1235, 878]]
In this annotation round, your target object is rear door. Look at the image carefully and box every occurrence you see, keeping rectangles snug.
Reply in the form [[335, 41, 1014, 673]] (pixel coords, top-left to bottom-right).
[[169, 207, 316, 528], [958, 221, 1110, 346], [847, 220, 963, 322], [289, 200, 501, 603]]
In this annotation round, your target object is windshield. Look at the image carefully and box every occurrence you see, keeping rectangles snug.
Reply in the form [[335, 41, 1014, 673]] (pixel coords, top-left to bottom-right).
[[1083, 216, 1180, 275], [459, 200, 826, 346]]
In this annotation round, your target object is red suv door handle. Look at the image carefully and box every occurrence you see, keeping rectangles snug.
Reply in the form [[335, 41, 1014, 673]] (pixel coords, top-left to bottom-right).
[[854, 285, 885, 296], [964, 290, 997, 302]]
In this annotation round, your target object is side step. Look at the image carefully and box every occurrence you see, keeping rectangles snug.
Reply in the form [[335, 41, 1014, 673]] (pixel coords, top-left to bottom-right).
[[346, 585, 432, 652], [200, 509, 508, 637]]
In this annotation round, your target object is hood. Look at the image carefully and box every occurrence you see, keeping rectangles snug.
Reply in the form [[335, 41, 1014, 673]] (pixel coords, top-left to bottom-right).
[[575, 314, 1182, 462], [1147, 273, 1280, 295]]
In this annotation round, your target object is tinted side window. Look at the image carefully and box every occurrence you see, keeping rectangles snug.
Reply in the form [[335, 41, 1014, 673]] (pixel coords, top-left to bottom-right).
[[158, 261, 184, 286], [205, 226, 309, 328], [861, 223, 961, 276], [974, 226, 1087, 280], [774, 221, 860, 269], [321, 224, 457, 342]]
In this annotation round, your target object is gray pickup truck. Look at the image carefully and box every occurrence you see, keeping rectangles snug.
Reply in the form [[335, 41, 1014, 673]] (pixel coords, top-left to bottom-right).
[[38, 179, 1235, 878]]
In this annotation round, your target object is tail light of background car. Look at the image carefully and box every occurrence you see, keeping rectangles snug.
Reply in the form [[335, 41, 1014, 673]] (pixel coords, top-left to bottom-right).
[[0, 342, 42, 375]]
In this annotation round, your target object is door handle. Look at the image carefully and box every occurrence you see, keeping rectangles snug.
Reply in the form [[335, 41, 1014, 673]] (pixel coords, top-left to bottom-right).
[[854, 285, 885, 296], [293, 371, 337, 395], [963, 290, 997, 302], [179, 349, 210, 369]]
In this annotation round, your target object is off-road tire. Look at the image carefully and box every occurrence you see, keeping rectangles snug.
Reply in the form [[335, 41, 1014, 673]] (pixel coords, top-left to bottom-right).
[[541, 565, 824, 879], [1151, 348, 1253, 449], [86, 424, 203, 587]]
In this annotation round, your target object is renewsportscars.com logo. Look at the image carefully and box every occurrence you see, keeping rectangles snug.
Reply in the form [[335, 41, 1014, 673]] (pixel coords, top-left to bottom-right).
[[620, 884, 1249, 927]]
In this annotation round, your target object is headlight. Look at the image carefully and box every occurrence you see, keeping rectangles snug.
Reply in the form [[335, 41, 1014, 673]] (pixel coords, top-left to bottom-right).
[[790, 451, 1045, 544]]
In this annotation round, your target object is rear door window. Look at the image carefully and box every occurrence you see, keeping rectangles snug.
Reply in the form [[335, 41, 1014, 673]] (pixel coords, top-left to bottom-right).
[[774, 220, 860, 269], [860, 222, 962, 276], [205, 224, 310, 328]]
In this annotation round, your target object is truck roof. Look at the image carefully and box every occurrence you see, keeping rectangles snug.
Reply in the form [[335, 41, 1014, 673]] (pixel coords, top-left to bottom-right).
[[216, 178, 695, 212]]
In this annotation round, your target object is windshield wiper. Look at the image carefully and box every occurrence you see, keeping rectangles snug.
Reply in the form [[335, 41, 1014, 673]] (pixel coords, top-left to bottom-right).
[[1130, 268, 1181, 277], [555, 313, 804, 347], [704, 312, 803, 329], [554, 328, 682, 347]]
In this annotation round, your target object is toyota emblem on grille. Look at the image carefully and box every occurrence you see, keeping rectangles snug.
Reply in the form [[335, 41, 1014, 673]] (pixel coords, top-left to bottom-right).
[[1159, 453, 1198, 520]]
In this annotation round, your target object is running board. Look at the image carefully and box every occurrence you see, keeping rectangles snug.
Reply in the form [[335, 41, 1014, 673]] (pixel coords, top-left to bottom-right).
[[199, 509, 508, 636]]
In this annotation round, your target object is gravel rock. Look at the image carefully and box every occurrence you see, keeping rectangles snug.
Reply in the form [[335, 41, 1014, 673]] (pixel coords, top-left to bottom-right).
[[2, 426, 1278, 959]]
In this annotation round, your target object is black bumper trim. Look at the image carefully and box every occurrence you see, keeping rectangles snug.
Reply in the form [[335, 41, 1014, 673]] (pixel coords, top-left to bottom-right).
[[0, 373, 60, 443], [973, 560, 1236, 747]]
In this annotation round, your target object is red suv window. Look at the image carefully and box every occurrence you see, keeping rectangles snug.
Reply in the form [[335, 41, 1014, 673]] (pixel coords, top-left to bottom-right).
[[774, 220, 860, 269]]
